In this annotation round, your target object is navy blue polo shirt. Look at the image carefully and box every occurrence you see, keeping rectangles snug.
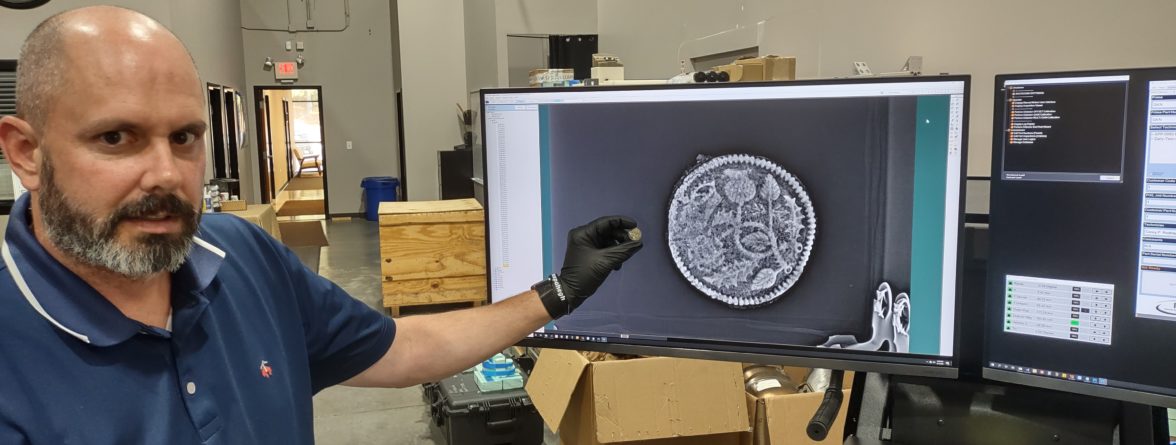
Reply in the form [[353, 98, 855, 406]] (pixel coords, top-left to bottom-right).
[[0, 195, 396, 444]]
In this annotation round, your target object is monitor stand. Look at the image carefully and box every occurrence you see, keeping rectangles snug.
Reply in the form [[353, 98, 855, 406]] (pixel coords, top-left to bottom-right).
[[844, 373, 1168, 445]]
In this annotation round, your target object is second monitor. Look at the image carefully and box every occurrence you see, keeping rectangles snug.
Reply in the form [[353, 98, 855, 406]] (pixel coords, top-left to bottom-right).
[[986, 67, 1176, 408]]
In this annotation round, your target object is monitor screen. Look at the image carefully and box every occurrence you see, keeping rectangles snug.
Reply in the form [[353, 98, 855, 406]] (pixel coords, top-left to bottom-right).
[[483, 77, 968, 377], [985, 68, 1176, 408]]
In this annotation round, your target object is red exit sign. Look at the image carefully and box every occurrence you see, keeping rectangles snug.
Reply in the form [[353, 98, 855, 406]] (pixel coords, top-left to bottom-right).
[[275, 61, 298, 81]]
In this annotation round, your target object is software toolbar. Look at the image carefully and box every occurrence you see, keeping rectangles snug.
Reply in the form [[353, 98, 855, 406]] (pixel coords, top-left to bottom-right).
[[989, 361, 1109, 386]]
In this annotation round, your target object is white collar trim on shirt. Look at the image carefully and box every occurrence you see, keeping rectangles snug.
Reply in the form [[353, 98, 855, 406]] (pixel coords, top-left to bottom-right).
[[193, 236, 226, 258], [2, 236, 224, 344], [1, 241, 91, 343]]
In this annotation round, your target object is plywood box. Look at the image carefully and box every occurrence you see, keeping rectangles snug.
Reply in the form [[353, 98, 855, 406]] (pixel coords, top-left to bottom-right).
[[379, 199, 487, 316], [527, 349, 750, 444]]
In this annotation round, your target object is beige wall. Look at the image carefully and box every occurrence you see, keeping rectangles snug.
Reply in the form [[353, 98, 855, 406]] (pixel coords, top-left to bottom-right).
[[0, 0, 250, 197], [397, 0, 468, 201], [0, 1, 172, 56], [463, 0, 498, 92], [464, 0, 599, 91], [492, 0, 599, 88], [596, 0, 1176, 177], [241, 0, 399, 214]]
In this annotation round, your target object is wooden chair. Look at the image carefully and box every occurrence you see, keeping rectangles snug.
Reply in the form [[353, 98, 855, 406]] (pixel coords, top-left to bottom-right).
[[291, 146, 321, 177]]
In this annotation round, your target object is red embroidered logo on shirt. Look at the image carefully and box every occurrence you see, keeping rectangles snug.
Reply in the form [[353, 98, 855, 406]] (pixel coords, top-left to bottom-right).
[[260, 360, 274, 379]]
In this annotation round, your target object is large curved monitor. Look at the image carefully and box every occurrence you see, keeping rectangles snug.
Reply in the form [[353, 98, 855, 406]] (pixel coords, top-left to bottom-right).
[[483, 76, 969, 378], [985, 68, 1176, 408]]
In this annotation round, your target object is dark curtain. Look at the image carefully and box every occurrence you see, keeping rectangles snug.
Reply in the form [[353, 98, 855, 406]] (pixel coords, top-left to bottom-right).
[[548, 35, 598, 80]]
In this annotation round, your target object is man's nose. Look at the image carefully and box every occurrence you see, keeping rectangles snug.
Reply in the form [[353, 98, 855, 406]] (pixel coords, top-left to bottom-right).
[[140, 137, 183, 193]]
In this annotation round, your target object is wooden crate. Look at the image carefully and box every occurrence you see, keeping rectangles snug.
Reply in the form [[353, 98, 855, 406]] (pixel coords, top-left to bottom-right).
[[379, 199, 487, 316]]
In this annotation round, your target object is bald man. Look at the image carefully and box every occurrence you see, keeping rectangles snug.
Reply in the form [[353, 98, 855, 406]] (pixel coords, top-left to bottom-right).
[[0, 6, 642, 444]]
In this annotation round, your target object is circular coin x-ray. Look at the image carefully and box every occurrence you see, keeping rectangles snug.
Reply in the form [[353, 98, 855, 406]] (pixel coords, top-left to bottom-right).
[[668, 154, 816, 308]]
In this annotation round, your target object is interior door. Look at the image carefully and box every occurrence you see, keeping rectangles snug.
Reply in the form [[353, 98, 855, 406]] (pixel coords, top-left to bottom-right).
[[282, 99, 293, 180], [223, 90, 240, 179], [255, 93, 273, 203], [207, 85, 227, 178]]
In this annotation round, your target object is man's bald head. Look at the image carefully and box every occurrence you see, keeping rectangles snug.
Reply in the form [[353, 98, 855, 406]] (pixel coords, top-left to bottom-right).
[[15, 6, 200, 131]]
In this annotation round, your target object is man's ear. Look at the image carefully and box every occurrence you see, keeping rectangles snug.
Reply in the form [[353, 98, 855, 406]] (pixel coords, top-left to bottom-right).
[[0, 115, 43, 192]]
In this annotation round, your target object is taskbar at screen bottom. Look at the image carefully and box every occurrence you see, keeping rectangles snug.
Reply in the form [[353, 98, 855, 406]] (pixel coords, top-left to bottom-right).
[[985, 362, 1176, 409], [523, 331, 957, 379]]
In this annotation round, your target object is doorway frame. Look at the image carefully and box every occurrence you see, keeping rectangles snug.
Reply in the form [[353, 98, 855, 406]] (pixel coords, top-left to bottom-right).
[[251, 85, 330, 216], [254, 93, 275, 204]]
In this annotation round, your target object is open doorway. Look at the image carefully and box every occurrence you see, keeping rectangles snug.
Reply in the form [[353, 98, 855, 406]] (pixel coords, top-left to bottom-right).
[[254, 86, 328, 219]]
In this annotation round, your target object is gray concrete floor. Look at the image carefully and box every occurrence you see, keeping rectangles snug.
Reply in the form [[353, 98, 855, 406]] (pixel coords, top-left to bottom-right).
[[305, 219, 558, 445], [309, 219, 445, 445]]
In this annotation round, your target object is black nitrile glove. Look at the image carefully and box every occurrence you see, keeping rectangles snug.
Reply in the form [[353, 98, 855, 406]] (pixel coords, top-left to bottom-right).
[[535, 216, 644, 319]]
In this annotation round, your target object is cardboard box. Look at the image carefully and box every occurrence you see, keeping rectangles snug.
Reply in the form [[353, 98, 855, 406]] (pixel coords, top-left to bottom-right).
[[590, 66, 625, 82], [527, 349, 750, 444], [742, 367, 854, 445], [715, 64, 745, 82], [378, 199, 487, 316], [222, 203, 281, 242], [734, 56, 797, 82], [529, 68, 575, 86]]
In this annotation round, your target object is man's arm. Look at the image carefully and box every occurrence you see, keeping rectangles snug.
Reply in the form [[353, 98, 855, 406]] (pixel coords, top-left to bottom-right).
[[345, 215, 643, 389], [344, 290, 550, 388]]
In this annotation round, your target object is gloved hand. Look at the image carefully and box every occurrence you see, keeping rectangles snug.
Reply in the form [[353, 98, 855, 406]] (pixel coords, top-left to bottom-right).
[[535, 216, 644, 319]]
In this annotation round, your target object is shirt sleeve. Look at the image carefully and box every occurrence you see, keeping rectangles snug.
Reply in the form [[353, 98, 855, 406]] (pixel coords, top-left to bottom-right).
[[273, 237, 397, 394]]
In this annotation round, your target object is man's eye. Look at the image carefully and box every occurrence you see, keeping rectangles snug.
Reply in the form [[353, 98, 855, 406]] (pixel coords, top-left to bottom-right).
[[171, 131, 196, 145], [100, 131, 124, 145]]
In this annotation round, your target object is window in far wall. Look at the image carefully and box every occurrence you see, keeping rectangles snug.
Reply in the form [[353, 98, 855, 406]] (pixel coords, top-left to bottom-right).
[[290, 99, 322, 158]]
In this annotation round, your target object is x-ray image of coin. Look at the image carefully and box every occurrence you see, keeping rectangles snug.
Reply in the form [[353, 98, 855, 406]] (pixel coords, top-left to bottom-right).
[[667, 154, 816, 308]]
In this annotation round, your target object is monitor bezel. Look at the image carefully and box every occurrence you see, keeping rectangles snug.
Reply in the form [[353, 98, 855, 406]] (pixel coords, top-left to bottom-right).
[[984, 66, 1176, 408], [480, 74, 972, 378]]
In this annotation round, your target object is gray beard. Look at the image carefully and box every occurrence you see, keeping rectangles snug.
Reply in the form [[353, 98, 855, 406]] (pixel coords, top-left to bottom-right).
[[38, 157, 198, 280]]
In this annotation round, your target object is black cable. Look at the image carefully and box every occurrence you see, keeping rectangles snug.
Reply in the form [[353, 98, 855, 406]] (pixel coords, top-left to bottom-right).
[[806, 369, 845, 441]]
